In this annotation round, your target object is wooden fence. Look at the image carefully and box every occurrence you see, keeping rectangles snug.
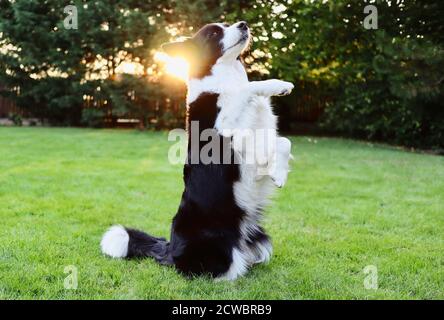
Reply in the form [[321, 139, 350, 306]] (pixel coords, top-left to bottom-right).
[[0, 93, 25, 117], [0, 86, 327, 127]]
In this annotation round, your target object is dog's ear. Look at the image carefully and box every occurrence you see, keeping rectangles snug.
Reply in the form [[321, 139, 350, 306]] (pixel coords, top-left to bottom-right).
[[161, 38, 196, 58]]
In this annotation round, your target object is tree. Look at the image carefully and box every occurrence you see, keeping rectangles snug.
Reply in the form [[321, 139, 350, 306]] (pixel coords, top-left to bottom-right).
[[225, 0, 444, 148], [0, 0, 221, 126]]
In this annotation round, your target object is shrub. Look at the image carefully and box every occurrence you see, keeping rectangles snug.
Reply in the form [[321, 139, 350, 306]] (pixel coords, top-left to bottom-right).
[[81, 109, 106, 128], [322, 30, 444, 150], [8, 113, 22, 126]]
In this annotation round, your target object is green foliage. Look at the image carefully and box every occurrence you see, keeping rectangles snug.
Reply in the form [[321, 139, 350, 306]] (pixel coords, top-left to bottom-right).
[[101, 74, 186, 129], [7, 112, 22, 126], [81, 108, 105, 128], [319, 2, 444, 149], [0, 0, 218, 126], [226, 0, 444, 149], [0, 0, 443, 148]]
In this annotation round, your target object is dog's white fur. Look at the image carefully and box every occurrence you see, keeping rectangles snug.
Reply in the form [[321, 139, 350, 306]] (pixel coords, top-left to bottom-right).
[[100, 225, 129, 258], [186, 22, 293, 280]]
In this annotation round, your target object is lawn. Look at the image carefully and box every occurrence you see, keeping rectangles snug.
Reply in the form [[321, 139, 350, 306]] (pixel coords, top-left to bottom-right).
[[0, 127, 443, 300]]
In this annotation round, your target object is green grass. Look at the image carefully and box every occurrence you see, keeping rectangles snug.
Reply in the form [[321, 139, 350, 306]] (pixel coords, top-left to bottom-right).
[[0, 127, 443, 300]]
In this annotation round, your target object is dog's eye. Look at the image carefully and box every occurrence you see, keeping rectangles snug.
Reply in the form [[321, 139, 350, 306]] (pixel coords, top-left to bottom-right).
[[209, 29, 221, 38]]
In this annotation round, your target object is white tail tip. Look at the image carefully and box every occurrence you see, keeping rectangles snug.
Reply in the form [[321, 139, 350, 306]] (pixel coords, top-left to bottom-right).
[[101, 225, 129, 258]]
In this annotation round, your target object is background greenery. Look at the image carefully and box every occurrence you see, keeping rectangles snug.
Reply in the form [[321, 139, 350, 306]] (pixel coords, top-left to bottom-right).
[[1, 0, 443, 149], [0, 127, 443, 299]]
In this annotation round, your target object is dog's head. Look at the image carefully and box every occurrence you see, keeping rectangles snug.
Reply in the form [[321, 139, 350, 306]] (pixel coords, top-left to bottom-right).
[[162, 21, 250, 78]]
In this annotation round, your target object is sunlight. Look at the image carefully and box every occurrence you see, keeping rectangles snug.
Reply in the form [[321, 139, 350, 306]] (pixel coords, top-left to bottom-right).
[[154, 51, 189, 82], [115, 61, 144, 75]]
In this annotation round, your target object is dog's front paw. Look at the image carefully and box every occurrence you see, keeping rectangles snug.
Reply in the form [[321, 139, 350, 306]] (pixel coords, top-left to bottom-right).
[[266, 79, 294, 96], [271, 173, 288, 188], [271, 169, 289, 188], [276, 81, 294, 96]]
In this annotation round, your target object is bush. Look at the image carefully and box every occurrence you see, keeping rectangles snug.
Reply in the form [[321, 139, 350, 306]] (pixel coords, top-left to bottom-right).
[[8, 113, 22, 126], [322, 30, 444, 150], [81, 109, 106, 128]]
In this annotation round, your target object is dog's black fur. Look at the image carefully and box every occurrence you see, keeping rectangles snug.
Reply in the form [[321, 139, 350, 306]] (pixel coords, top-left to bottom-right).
[[124, 92, 247, 278]]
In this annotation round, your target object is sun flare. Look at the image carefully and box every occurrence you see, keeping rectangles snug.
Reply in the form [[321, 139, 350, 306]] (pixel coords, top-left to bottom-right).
[[115, 61, 144, 75], [154, 51, 189, 82]]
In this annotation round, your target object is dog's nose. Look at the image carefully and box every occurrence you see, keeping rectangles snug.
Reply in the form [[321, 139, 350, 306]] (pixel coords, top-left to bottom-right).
[[237, 21, 248, 30]]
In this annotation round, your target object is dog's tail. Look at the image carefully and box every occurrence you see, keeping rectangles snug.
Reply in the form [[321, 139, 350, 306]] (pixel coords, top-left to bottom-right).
[[100, 225, 172, 265]]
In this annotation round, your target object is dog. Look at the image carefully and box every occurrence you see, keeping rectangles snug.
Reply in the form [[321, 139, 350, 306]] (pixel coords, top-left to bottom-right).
[[101, 21, 293, 280]]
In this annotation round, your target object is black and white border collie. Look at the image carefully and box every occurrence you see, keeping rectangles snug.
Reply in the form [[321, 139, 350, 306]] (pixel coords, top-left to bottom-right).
[[101, 21, 293, 280]]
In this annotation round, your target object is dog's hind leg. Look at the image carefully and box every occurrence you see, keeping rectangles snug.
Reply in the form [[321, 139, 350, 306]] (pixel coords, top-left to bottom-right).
[[245, 226, 273, 265], [269, 137, 292, 188]]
